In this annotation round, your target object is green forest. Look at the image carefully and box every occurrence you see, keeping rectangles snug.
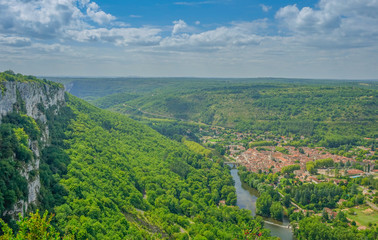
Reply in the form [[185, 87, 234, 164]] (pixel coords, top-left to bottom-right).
[[0, 72, 277, 239]]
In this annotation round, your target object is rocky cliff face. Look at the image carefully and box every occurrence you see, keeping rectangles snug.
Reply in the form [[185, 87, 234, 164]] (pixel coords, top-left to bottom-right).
[[0, 81, 65, 217], [0, 81, 65, 122]]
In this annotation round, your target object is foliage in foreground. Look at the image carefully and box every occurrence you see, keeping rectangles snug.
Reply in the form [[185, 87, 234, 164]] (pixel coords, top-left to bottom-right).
[[0, 210, 72, 240], [294, 216, 378, 240], [48, 94, 275, 239]]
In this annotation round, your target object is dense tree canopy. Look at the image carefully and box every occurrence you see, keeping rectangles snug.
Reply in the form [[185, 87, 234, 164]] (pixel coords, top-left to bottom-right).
[[0, 73, 277, 239], [67, 78, 378, 146]]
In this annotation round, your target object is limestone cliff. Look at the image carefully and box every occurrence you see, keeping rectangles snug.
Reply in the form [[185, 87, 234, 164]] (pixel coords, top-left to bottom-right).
[[0, 80, 65, 217]]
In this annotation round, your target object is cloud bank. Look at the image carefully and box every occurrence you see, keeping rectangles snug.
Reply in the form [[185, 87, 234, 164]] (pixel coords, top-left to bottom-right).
[[276, 0, 378, 48], [0, 0, 377, 78]]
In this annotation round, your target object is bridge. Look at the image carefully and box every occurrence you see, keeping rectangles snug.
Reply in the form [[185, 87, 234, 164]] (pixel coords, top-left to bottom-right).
[[224, 162, 241, 168], [264, 220, 292, 229]]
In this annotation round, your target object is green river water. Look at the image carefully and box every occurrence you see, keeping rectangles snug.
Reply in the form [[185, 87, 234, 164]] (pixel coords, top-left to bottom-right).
[[230, 168, 294, 240]]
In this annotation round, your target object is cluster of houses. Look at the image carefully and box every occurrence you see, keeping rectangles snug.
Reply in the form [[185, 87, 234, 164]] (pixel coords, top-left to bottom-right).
[[235, 145, 374, 179], [227, 144, 246, 156], [236, 147, 296, 173], [199, 127, 376, 182]]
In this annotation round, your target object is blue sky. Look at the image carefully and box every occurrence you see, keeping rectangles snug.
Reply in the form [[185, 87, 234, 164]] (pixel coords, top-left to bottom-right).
[[0, 0, 377, 79], [94, 1, 317, 28]]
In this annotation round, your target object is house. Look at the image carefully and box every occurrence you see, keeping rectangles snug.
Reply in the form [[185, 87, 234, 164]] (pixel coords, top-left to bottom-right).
[[308, 176, 320, 184], [337, 199, 346, 206], [323, 208, 338, 219], [347, 169, 364, 176], [303, 210, 315, 216], [333, 179, 347, 185], [293, 169, 305, 176]]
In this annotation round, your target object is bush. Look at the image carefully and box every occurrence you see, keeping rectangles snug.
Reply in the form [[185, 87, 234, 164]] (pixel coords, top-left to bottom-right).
[[0, 210, 73, 240]]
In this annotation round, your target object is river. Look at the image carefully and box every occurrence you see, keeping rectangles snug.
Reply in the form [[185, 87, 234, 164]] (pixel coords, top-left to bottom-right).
[[230, 168, 294, 240]]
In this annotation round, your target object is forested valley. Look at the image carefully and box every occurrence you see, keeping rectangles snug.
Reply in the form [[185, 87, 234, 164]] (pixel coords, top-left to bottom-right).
[[0, 72, 275, 239], [51, 77, 377, 147], [49, 76, 377, 240]]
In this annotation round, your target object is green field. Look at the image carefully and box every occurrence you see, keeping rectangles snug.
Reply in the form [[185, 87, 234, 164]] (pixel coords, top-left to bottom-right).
[[346, 205, 378, 227]]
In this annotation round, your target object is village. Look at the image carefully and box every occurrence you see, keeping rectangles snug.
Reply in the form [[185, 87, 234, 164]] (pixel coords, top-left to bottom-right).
[[234, 146, 376, 178], [199, 126, 378, 212], [200, 126, 376, 178]]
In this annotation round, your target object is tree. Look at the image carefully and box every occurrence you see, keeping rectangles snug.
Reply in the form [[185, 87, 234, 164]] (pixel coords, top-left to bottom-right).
[[295, 216, 331, 240], [270, 202, 283, 220], [335, 168, 340, 177], [336, 211, 348, 223], [256, 192, 272, 217], [322, 208, 329, 221], [306, 162, 317, 174], [226, 192, 237, 206], [355, 194, 364, 205], [351, 184, 358, 195], [215, 144, 225, 155], [0, 210, 73, 240], [281, 164, 300, 175], [346, 160, 351, 167], [314, 158, 334, 168], [283, 194, 291, 208]]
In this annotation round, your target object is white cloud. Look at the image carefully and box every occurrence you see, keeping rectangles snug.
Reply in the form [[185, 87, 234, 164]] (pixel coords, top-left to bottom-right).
[[0, 35, 31, 47], [162, 21, 264, 51], [86, 2, 115, 24], [78, 0, 90, 7], [32, 43, 71, 53], [68, 28, 162, 46], [0, 0, 377, 79], [172, 20, 188, 35], [260, 4, 271, 12], [0, 0, 85, 39], [0, 0, 160, 47], [6, 0, 374, 52], [0, 0, 116, 40], [276, 0, 378, 48]]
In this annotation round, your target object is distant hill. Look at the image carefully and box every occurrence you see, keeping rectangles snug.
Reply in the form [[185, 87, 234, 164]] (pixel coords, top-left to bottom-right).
[[48, 77, 378, 147], [48, 76, 377, 101]]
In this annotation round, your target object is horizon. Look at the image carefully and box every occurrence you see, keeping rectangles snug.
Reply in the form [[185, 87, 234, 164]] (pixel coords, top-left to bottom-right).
[[42, 75, 378, 82]]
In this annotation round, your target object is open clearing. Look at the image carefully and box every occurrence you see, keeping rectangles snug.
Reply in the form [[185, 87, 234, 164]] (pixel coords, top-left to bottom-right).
[[347, 205, 378, 227]]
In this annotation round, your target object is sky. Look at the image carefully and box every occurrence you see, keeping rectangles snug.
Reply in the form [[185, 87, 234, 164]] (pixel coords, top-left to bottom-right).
[[0, 0, 377, 79]]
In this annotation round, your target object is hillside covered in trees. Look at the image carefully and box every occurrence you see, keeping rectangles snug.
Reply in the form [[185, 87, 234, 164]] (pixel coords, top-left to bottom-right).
[[51, 77, 377, 148], [0, 72, 276, 239]]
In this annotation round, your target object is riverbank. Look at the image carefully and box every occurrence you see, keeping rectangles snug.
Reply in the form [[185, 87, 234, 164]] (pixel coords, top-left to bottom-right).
[[230, 168, 294, 240]]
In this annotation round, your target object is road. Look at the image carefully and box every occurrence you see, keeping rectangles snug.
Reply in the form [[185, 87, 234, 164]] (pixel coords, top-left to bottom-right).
[[277, 191, 304, 211], [366, 200, 378, 211], [122, 103, 211, 127]]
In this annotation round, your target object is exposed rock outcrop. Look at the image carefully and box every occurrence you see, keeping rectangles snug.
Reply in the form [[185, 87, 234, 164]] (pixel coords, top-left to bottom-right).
[[0, 81, 65, 217]]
